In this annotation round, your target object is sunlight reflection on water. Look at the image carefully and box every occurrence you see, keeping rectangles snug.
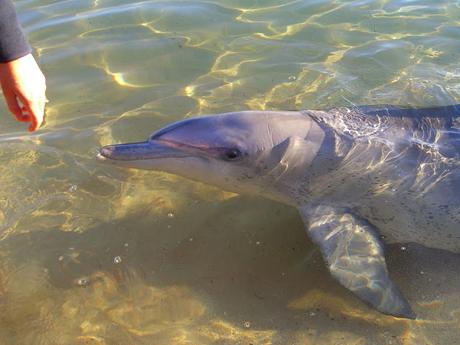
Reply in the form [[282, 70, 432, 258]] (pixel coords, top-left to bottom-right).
[[1, 0, 460, 344]]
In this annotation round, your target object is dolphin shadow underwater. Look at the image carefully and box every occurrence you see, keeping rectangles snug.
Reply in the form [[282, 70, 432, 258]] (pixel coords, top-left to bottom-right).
[[97, 104, 460, 319]]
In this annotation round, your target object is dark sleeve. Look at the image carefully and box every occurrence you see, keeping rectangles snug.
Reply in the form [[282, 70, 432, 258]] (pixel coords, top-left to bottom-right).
[[0, 0, 31, 63]]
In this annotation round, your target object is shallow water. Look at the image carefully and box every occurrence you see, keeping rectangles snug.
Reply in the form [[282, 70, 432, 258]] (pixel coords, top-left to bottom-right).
[[1, 0, 460, 344]]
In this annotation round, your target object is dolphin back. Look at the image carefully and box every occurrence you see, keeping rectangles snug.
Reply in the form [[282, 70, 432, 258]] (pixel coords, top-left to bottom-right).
[[313, 104, 460, 159], [356, 104, 460, 128]]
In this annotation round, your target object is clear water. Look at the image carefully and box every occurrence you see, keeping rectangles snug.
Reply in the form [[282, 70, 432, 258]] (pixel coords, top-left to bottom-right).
[[1, 0, 460, 344]]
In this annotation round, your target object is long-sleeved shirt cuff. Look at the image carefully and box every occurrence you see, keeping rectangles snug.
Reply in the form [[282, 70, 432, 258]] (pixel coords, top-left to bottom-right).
[[0, 0, 32, 63]]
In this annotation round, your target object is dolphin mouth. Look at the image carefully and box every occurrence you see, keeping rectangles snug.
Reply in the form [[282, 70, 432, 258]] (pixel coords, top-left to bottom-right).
[[97, 140, 190, 161]]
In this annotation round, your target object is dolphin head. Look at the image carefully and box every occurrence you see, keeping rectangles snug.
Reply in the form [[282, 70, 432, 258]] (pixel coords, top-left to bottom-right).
[[97, 111, 325, 203]]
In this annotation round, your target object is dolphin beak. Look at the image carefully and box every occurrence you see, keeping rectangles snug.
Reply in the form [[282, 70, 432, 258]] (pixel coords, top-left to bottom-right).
[[97, 140, 187, 162]]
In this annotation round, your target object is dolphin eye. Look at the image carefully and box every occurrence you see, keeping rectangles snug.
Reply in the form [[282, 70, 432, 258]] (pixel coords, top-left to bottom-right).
[[222, 148, 243, 161]]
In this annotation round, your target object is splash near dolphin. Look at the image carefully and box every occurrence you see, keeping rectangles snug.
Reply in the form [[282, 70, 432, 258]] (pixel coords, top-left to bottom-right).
[[97, 105, 460, 319]]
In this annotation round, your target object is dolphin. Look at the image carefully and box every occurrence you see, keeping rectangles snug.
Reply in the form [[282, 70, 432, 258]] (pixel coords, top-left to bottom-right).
[[97, 104, 460, 319]]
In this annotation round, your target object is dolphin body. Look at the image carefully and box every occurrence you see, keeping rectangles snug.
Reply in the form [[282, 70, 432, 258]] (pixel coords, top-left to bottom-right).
[[97, 104, 460, 319]]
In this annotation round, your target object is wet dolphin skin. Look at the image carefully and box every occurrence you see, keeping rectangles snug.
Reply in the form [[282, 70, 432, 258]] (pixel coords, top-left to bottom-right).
[[98, 105, 460, 319]]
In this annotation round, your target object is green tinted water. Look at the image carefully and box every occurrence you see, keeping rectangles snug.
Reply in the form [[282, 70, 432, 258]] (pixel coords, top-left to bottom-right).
[[1, 0, 460, 344]]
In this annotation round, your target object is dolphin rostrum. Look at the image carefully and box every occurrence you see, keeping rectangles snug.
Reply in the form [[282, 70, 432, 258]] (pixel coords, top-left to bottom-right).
[[97, 104, 460, 319]]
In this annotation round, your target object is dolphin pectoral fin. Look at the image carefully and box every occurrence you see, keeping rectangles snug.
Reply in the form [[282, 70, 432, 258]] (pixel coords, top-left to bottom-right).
[[299, 205, 415, 319]]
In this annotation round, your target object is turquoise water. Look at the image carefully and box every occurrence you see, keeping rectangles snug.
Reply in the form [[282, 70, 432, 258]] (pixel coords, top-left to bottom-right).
[[1, 0, 460, 344]]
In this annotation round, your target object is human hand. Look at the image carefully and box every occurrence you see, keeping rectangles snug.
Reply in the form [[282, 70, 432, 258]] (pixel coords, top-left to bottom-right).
[[0, 53, 47, 132]]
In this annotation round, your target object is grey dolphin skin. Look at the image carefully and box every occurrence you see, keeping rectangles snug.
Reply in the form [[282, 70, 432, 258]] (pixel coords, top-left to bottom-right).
[[97, 105, 460, 319]]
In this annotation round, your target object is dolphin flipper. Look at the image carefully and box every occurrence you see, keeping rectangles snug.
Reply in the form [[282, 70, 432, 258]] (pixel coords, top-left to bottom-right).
[[299, 205, 415, 319]]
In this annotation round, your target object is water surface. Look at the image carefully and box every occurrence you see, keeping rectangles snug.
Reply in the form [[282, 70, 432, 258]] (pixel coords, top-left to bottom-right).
[[1, 0, 460, 344]]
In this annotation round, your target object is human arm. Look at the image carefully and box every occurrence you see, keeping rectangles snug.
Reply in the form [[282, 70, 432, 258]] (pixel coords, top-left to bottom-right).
[[0, 0, 46, 131]]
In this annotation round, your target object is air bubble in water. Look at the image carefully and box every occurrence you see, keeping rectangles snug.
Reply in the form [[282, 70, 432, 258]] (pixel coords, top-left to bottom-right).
[[76, 277, 90, 287]]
